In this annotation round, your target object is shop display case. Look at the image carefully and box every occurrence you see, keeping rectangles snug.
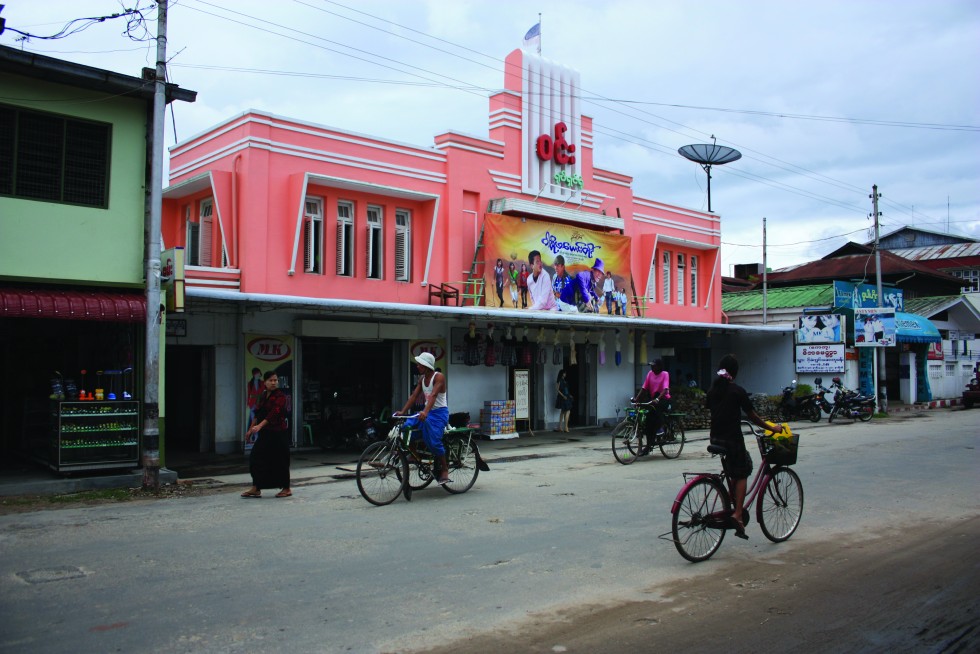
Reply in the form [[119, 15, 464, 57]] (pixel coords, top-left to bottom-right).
[[49, 401, 140, 472]]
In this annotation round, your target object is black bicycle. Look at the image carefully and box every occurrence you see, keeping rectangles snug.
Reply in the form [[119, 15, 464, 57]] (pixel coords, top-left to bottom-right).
[[611, 399, 686, 464], [355, 415, 486, 506]]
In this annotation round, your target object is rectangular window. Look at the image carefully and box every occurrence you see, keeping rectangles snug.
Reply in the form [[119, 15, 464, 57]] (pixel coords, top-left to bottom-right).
[[303, 197, 323, 274], [395, 209, 411, 282], [661, 250, 671, 303], [0, 104, 111, 207], [676, 253, 685, 306], [199, 199, 214, 267], [366, 205, 383, 279], [336, 201, 354, 277], [690, 255, 698, 306]]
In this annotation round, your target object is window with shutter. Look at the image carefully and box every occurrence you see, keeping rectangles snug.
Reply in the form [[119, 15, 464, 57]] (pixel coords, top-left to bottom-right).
[[676, 253, 685, 306], [395, 209, 411, 282], [199, 199, 214, 267], [690, 256, 698, 306], [662, 250, 671, 303], [185, 205, 200, 265], [303, 197, 323, 273], [337, 201, 354, 276], [645, 251, 657, 303], [367, 205, 383, 279]]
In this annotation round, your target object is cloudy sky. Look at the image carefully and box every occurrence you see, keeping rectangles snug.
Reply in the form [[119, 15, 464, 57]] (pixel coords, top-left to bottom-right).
[[5, 0, 979, 273]]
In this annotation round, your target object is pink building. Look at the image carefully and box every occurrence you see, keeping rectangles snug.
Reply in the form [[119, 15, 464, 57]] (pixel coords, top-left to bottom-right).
[[161, 49, 764, 455]]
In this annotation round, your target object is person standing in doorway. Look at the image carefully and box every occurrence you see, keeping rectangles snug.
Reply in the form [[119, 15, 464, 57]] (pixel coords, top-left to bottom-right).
[[555, 369, 573, 433], [242, 371, 292, 498]]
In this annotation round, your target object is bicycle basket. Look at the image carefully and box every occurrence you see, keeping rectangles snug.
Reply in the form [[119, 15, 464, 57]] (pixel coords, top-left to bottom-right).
[[759, 432, 799, 466]]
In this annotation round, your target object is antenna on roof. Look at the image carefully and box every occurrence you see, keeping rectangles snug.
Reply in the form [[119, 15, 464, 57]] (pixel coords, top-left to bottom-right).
[[678, 136, 742, 213]]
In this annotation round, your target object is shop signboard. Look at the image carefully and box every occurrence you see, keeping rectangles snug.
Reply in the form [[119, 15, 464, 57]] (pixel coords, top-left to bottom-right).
[[795, 344, 845, 373], [244, 334, 295, 451], [796, 314, 844, 344], [481, 213, 633, 314], [513, 369, 529, 420], [833, 281, 904, 311], [927, 342, 944, 360], [161, 247, 185, 313], [854, 308, 896, 347]]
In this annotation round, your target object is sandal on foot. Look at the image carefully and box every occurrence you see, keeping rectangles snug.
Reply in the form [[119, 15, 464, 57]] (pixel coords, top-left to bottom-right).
[[436, 478, 452, 486], [241, 490, 261, 498], [275, 490, 292, 498]]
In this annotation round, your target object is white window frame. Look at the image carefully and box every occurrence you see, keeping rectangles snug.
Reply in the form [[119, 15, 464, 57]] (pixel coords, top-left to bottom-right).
[[303, 197, 323, 274], [690, 255, 698, 306], [336, 200, 354, 277], [676, 253, 685, 306], [395, 209, 411, 282], [366, 205, 383, 280], [661, 250, 671, 304], [184, 205, 199, 265]]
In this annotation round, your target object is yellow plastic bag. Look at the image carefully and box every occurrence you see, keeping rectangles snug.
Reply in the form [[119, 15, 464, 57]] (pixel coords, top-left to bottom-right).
[[764, 422, 792, 441]]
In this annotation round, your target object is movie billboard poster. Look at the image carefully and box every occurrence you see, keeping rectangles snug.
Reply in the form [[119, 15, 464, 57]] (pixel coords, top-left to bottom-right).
[[244, 334, 295, 451], [854, 308, 896, 347], [796, 314, 844, 344], [480, 213, 633, 314]]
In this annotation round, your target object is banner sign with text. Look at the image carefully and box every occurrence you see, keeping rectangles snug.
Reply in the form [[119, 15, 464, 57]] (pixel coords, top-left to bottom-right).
[[795, 344, 846, 373], [833, 281, 904, 311], [481, 213, 633, 312]]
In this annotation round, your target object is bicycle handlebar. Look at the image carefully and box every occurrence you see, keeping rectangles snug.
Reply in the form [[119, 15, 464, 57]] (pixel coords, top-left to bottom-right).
[[391, 413, 420, 421]]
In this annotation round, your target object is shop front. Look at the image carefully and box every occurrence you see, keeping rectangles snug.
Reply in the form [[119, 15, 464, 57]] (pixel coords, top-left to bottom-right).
[[0, 286, 145, 476]]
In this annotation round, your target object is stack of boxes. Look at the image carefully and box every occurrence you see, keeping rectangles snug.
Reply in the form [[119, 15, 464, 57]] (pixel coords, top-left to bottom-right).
[[480, 400, 516, 437]]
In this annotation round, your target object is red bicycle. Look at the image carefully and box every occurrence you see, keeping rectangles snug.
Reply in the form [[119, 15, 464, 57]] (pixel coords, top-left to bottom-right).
[[666, 421, 804, 562]]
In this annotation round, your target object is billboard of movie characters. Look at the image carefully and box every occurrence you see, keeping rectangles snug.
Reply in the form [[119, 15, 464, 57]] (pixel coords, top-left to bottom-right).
[[796, 314, 844, 344], [481, 213, 633, 315], [854, 308, 896, 347]]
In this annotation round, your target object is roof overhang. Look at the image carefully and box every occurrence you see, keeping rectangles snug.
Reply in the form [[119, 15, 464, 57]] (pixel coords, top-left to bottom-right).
[[307, 174, 440, 201], [163, 172, 213, 199], [0, 287, 146, 322], [894, 312, 941, 344], [488, 198, 624, 230], [185, 288, 792, 335]]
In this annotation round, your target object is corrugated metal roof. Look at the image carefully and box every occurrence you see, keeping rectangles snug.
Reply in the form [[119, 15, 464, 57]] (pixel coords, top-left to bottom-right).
[[723, 284, 833, 312], [889, 243, 980, 261]]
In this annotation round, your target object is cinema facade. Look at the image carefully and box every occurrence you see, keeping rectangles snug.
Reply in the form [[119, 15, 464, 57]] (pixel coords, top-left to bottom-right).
[[161, 48, 789, 454]]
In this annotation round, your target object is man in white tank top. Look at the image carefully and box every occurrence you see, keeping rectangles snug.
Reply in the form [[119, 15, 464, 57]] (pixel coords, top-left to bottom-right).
[[396, 352, 451, 484]]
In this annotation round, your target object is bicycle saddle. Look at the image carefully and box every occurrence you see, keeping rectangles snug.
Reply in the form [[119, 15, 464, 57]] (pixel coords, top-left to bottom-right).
[[707, 443, 728, 456]]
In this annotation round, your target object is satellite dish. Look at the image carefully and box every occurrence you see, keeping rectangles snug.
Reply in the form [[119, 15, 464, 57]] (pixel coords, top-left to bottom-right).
[[678, 138, 742, 212]]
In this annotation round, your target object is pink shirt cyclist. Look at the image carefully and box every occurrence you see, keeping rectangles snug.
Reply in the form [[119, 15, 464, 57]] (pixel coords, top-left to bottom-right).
[[641, 361, 671, 401]]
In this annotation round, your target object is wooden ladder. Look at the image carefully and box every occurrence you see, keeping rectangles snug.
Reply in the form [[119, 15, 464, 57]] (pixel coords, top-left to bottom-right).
[[459, 220, 487, 306]]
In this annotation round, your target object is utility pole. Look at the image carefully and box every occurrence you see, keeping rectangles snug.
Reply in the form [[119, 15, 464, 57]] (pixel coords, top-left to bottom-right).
[[762, 217, 768, 325], [143, 0, 168, 491], [870, 184, 886, 412]]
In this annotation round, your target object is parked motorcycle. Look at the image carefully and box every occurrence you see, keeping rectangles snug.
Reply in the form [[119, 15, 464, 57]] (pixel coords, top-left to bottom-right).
[[827, 377, 876, 422], [777, 380, 822, 423], [812, 377, 834, 418]]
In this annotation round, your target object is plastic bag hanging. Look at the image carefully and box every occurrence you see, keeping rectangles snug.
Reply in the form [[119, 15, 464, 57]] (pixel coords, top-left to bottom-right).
[[484, 323, 497, 366], [552, 329, 563, 366], [502, 325, 518, 366], [598, 332, 606, 366], [627, 329, 635, 364], [639, 332, 648, 364], [568, 328, 577, 366], [584, 331, 591, 365], [615, 330, 622, 366], [519, 326, 533, 366], [537, 327, 548, 365]]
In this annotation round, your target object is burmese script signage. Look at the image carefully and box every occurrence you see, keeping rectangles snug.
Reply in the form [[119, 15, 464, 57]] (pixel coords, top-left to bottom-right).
[[795, 344, 845, 373]]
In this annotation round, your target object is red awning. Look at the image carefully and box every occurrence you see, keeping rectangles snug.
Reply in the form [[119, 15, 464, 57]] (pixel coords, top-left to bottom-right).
[[0, 288, 146, 322]]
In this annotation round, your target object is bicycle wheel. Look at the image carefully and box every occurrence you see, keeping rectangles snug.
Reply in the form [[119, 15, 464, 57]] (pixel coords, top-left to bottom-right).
[[442, 440, 479, 494], [611, 419, 642, 465], [671, 477, 729, 562], [757, 466, 804, 542], [828, 404, 839, 423], [659, 419, 685, 459], [356, 441, 407, 506]]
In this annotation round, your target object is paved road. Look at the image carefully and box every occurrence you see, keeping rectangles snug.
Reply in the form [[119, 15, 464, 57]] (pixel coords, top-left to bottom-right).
[[0, 409, 976, 653]]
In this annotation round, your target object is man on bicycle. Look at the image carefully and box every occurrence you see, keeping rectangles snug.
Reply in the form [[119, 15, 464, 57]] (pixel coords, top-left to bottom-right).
[[395, 352, 451, 485], [633, 358, 670, 455]]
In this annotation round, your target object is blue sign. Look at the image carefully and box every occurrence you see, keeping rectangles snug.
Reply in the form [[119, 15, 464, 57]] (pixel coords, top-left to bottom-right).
[[833, 281, 904, 311]]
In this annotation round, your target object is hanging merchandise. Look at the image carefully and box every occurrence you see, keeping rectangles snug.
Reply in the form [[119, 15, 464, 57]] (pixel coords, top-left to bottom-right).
[[598, 332, 606, 366], [615, 330, 622, 366], [639, 332, 648, 364], [552, 329, 563, 366], [501, 326, 517, 366], [569, 328, 578, 366], [464, 321, 481, 366], [520, 326, 533, 366], [584, 331, 592, 365], [627, 330, 635, 364], [537, 327, 548, 365], [484, 323, 497, 366]]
